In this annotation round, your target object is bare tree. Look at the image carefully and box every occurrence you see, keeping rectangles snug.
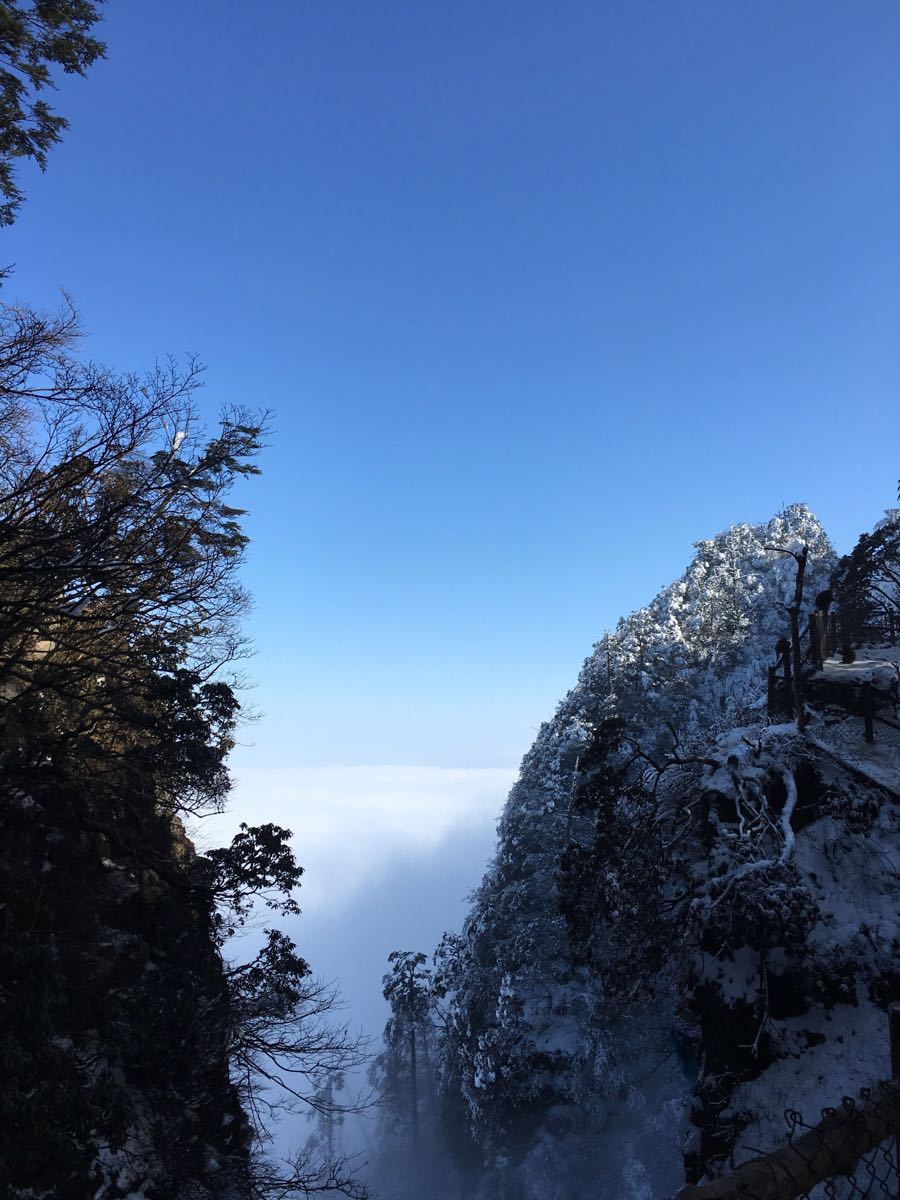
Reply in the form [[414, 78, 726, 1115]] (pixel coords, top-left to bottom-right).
[[0, 298, 267, 817]]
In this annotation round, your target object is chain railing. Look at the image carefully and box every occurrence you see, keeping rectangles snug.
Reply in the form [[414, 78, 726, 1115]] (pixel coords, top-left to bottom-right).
[[670, 1006, 900, 1200]]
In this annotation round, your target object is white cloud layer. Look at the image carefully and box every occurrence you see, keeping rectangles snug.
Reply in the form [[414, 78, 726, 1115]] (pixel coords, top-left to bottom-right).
[[190, 764, 516, 913]]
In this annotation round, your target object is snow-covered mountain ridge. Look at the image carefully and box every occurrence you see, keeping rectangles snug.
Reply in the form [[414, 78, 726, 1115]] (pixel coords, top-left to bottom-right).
[[424, 504, 900, 1200]]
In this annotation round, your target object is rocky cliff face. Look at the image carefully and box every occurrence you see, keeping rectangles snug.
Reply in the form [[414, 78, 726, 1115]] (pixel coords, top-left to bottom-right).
[[1, 773, 254, 1199], [433, 506, 900, 1199]]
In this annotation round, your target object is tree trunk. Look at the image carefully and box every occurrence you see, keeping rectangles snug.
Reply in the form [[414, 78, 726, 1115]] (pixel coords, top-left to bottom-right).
[[409, 1023, 419, 1155], [326, 1075, 334, 1163], [788, 546, 808, 732]]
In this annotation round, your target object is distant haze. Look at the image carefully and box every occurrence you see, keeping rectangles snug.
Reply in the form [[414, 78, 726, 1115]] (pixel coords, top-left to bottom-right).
[[191, 764, 514, 1029]]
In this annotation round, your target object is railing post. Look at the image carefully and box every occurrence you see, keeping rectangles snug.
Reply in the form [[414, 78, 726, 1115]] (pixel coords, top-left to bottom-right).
[[828, 613, 837, 658], [839, 610, 855, 664], [808, 612, 822, 670], [891, 1002, 900, 1195], [890, 1002, 900, 1080], [862, 681, 875, 744]]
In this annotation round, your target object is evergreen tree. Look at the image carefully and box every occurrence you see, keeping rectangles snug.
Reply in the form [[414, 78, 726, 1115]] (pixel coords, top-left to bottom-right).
[[831, 509, 900, 641], [381, 950, 433, 1153], [366, 948, 461, 1198], [0, 0, 106, 227]]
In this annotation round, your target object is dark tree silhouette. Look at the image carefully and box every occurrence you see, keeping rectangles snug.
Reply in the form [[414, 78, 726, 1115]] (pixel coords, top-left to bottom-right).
[[831, 513, 900, 639], [0, 300, 368, 1197], [0, 299, 265, 822]]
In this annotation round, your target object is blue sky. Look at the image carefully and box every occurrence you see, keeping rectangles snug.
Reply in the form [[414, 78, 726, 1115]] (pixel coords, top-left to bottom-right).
[[6, 3, 900, 1142], [6, 0, 900, 777]]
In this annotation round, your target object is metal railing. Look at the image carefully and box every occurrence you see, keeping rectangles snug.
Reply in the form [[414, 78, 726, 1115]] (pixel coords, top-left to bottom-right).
[[766, 607, 899, 740], [807, 609, 899, 672]]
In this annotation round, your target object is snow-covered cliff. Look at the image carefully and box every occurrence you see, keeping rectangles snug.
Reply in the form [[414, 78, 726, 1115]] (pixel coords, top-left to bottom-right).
[[430, 505, 899, 1199]]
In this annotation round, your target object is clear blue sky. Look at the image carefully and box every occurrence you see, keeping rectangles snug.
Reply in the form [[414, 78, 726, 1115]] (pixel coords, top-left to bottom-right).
[[6, 0, 900, 770]]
